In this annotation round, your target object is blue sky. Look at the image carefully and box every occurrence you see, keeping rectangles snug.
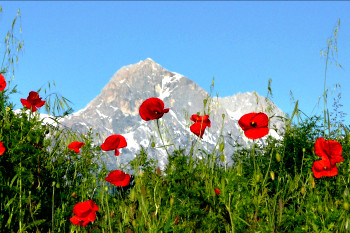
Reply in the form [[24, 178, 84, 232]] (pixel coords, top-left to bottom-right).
[[1, 1, 349, 124]]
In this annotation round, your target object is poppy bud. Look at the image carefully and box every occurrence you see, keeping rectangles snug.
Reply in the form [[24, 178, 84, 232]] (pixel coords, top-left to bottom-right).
[[71, 192, 77, 199], [220, 154, 225, 162], [318, 204, 323, 213], [170, 197, 174, 206], [203, 99, 207, 105], [301, 186, 305, 195], [52, 181, 56, 187], [151, 142, 155, 148], [312, 179, 315, 188], [276, 153, 281, 162], [222, 113, 225, 119], [132, 220, 136, 228], [255, 173, 260, 182], [105, 186, 108, 192], [219, 142, 225, 152], [344, 202, 349, 211], [56, 183, 60, 189], [302, 148, 306, 153], [270, 171, 275, 180], [130, 189, 136, 202]]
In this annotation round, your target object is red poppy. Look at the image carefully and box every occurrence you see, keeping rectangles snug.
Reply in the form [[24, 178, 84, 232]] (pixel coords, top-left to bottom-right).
[[105, 170, 130, 187], [68, 141, 85, 153], [70, 200, 99, 227], [312, 137, 344, 178], [214, 188, 220, 195], [190, 114, 211, 138], [0, 74, 6, 91], [0, 141, 5, 156], [21, 91, 46, 112], [238, 112, 269, 139], [139, 97, 169, 121], [101, 135, 127, 156]]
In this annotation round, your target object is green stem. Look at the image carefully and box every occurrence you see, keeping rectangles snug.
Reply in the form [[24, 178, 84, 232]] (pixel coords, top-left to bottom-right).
[[323, 43, 330, 138], [19, 161, 22, 233], [156, 119, 170, 157], [252, 141, 256, 173], [52, 182, 55, 233]]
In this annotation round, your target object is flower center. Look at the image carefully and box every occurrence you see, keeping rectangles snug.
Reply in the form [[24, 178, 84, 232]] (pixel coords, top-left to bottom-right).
[[324, 166, 328, 170], [154, 111, 159, 114], [250, 121, 257, 127]]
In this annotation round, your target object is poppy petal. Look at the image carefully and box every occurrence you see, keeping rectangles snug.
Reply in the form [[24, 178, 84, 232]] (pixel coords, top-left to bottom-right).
[[101, 135, 120, 151], [70, 216, 82, 225], [116, 135, 127, 149], [139, 97, 169, 121], [114, 149, 120, 156], [244, 127, 269, 140], [105, 170, 130, 187]]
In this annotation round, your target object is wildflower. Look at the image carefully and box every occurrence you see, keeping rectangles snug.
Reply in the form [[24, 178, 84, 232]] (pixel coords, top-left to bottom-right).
[[21, 91, 46, 112], [101, 135, 127, 156], [190, 114, 211, 138], [312, 137, 343, 178], [70, 200, 99, 227], [68, 141, 85, 153], [238, 112, 269, 139], [214, 188, 220, 195], [139, 97, 169, 121], [0, 74, 6, 91], [105, 170, 130, 187], [0, 141, 5, 156]]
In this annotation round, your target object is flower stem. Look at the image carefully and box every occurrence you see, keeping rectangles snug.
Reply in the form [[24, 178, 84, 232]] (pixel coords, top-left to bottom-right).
[[156, 119, 170, 157]]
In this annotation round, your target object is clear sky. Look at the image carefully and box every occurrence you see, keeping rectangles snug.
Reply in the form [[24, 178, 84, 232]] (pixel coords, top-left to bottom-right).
[[1, 1, 349, 125]]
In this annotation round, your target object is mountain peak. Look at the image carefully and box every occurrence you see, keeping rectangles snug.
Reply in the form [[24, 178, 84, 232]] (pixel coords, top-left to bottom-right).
[[62, 59, 285, 170]]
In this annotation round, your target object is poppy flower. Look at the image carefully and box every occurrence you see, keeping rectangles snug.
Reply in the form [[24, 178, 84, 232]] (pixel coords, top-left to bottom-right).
[[238, 112, 269, 139], [101, 135, 127, 156], [139, 97, 169, 121], [214, 188, 220, 195], [0, 74, 6, 91], [312, 137, 344, 178], [105, 170, 130, 187], [0, 141, 5, 156], [70, 200, 99, 227], [21, 91, 46, 112], [190, 114, 211, 138], [68, 141, 85, 153]]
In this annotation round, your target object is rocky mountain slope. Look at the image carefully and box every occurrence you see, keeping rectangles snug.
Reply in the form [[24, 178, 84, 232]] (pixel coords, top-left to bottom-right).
[[61, 58, 284, 170]]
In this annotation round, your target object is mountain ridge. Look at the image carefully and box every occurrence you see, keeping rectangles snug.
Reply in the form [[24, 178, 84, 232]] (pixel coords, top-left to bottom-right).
[[61, 58, 285, 170]]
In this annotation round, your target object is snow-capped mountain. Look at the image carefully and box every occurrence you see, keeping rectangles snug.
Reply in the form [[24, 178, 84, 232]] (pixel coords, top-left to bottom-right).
[[61, 58, 284, 170]]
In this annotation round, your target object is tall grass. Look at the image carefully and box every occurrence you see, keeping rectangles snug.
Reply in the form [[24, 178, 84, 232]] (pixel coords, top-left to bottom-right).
[[0, 9, 349, 233]]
